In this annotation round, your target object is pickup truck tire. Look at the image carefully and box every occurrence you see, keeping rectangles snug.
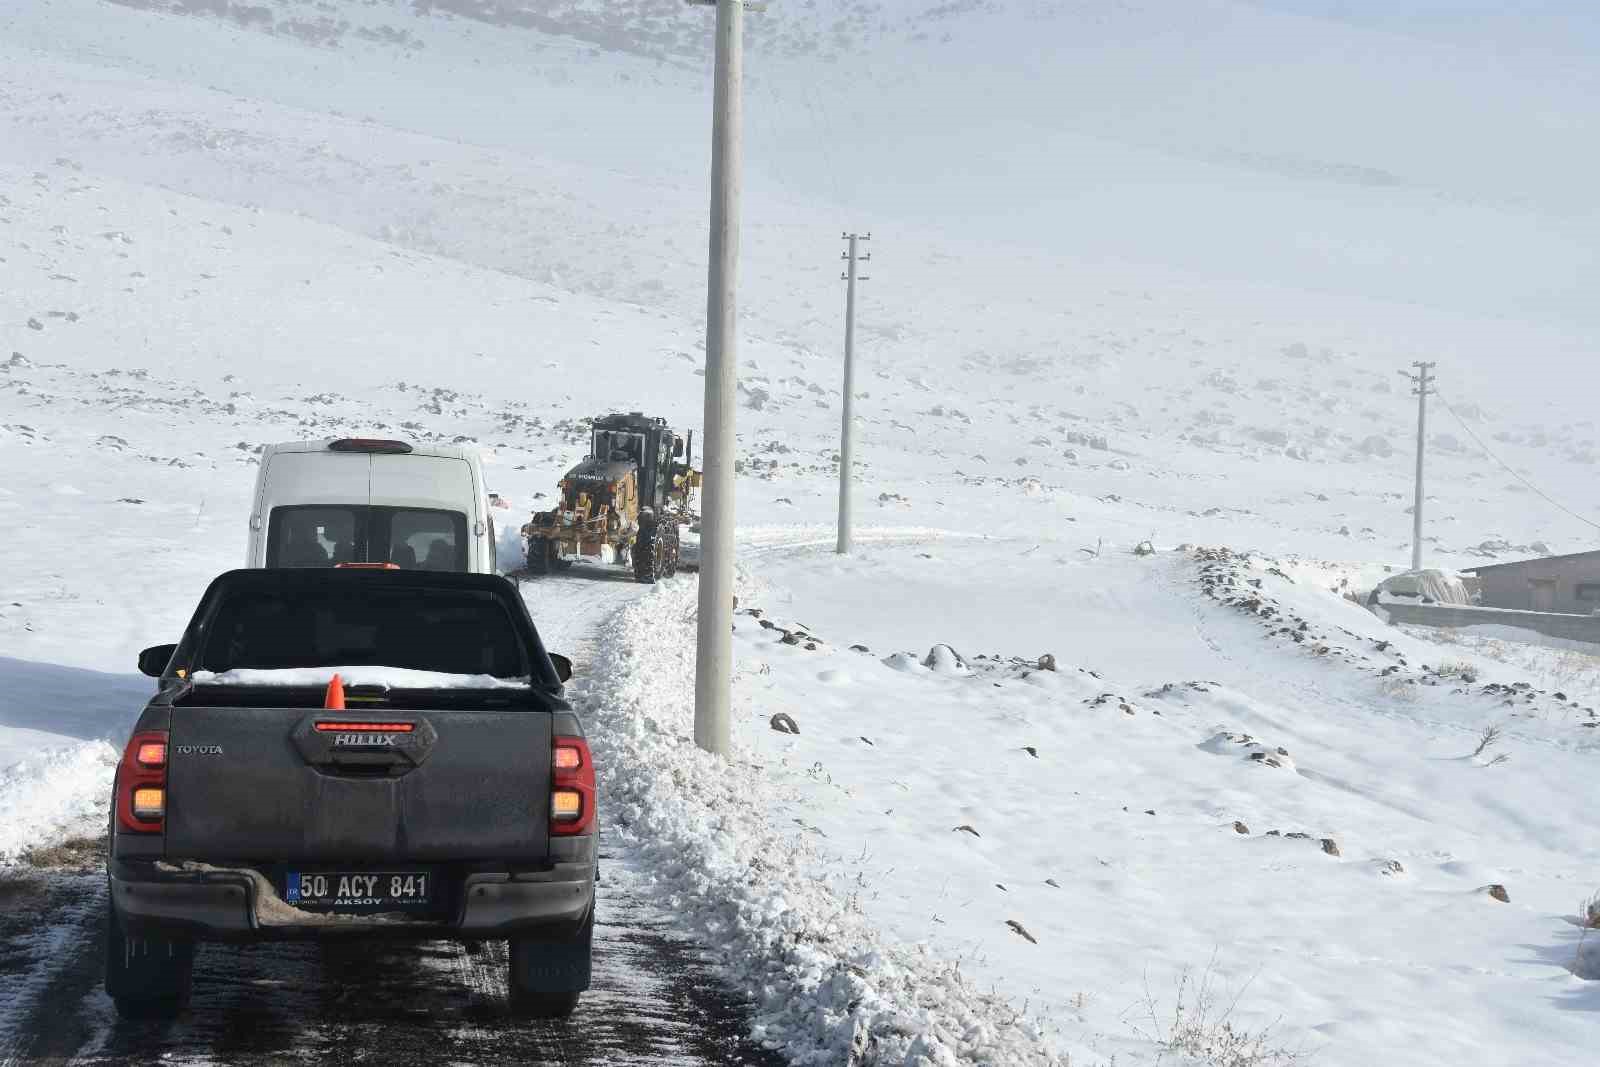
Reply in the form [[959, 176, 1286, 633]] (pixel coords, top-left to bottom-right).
[[105, 903, 194, 1020], [507, 907, 593, 1018]]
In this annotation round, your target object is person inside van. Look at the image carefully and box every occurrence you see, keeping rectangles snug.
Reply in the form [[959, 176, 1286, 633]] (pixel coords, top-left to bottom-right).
[[278, 524, 331, 568], [328, 532, 357, 566], [422, 540, 454, 571]]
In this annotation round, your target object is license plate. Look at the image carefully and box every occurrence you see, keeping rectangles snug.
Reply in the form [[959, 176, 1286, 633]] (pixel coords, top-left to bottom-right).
[[284, 870, 433, 910]]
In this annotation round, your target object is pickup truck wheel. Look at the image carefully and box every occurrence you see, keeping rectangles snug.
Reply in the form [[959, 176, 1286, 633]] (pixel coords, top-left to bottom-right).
[[511, 989, 580, 1020], [105, 902, 194, 1020], [507, 908, 593, 1018]]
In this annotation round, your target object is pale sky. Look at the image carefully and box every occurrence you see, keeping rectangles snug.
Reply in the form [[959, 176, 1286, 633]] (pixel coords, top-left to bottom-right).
[[1249, 0, 1600, 45]]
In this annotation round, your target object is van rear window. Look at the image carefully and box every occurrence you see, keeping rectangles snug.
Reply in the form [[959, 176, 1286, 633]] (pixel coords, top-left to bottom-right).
[[267, 506, 468, 571]]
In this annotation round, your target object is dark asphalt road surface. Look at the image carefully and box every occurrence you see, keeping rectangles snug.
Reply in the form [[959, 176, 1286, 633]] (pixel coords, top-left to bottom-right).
[[0, 845, 781, 1067]]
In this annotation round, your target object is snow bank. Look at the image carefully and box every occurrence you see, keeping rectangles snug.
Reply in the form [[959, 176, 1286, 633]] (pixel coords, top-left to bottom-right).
[[586, 581, 1065, 1066], [0, 740, 118, 861], [190, 667, 529, 689]]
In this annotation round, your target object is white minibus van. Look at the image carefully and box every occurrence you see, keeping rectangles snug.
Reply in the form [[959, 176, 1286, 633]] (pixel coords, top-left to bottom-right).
[[245, 438, 498, 573]]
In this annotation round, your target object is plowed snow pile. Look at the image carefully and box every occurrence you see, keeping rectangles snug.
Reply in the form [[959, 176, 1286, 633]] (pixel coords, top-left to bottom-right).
[[0, 741, 118, 861], [587, 577, 1067, 1066]]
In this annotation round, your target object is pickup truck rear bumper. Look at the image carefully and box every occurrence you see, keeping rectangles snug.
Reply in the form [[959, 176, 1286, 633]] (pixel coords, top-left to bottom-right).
[[110, 850, 595, 942]]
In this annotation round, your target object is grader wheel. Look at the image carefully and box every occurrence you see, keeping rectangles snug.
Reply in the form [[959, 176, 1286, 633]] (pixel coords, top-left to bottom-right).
[[526, 536, 550, 576], [527, 536, 570, 575], [663, 523, 680, 578], [633, 522, 665, 584]]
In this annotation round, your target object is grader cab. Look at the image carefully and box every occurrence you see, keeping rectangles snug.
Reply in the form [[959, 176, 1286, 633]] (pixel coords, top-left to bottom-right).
[[522, 413, 700, 583]]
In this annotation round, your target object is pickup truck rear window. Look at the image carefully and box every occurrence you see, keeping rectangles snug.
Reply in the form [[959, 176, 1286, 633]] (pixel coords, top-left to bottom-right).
[[267, 506, 468, 571], [195, 587, 527, 678]]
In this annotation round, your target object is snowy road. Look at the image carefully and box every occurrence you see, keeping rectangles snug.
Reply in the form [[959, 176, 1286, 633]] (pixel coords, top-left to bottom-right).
[[0, 567, 779, 1067]]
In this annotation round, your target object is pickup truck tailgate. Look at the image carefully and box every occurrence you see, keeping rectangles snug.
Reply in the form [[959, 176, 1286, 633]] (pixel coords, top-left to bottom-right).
[[164, 708, 552, 862]]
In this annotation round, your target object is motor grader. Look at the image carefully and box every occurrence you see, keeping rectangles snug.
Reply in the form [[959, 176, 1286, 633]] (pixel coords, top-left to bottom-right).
[[522, 413, 699, 583]]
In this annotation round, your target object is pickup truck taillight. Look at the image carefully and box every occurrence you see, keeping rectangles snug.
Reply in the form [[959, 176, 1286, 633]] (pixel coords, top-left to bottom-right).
[[116, 730, 169, 833], [550, 737, 595, 836]]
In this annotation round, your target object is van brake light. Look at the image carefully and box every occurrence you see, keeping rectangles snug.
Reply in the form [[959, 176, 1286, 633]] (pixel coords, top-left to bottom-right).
[[328, 438, 413, 454]]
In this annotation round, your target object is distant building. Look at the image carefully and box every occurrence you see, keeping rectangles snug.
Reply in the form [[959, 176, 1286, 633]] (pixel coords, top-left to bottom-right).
[[1463, 551, 1600, 614]]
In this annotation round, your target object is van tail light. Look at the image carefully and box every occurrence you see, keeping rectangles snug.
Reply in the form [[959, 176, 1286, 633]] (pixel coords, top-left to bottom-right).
[[117, 730, 169, 833], [550, 737, 595, 836]]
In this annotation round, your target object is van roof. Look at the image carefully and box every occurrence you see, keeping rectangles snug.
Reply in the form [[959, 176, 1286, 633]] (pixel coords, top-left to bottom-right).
[[261, 439, 479, 463]]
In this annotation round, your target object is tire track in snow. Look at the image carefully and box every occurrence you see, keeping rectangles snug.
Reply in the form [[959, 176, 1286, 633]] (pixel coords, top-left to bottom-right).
[[0, 870, 107, 1065]]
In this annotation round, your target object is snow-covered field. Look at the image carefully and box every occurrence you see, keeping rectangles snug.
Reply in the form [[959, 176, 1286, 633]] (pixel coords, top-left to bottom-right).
[[2, 0, 1598, 1063]]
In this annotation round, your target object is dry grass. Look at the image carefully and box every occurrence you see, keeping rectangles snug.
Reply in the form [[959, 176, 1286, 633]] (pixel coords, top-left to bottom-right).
[[1545, 649, 1600, 692], [1400, 627, 1600, 711], [1378, 675, 1419, 703], [1471, 724, 1503, 758], [1136, 960, 1307, 1067], [17, 835, 104, 873], [1576, 891, 1600, 981], [1433, 659, 1479, 683]]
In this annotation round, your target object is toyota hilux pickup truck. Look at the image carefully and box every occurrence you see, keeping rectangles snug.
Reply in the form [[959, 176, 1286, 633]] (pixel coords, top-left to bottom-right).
[[106, 568, 595, 1020]]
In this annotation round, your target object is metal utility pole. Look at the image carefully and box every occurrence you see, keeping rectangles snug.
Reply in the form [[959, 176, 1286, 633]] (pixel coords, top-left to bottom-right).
[[1404, 361, 1436, 572], [836, 232, 871, 554], [689, 0, 745, 757]]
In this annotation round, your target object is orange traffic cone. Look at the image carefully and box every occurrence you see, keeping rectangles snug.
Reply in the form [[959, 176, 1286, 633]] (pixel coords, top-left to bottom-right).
[[324, 673, 346, 710]]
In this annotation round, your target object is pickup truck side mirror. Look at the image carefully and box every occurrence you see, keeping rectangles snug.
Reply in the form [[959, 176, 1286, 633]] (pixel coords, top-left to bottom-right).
[[138, 644, 178, 678], [548, 653, 573, 683]]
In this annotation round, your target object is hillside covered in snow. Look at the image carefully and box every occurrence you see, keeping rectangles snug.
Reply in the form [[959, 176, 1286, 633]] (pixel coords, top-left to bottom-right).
[[1, 1, 1597, 1063]]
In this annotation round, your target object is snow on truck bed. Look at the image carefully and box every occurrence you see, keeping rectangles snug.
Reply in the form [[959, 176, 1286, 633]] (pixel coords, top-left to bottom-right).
[[189, 668, 530, 690]]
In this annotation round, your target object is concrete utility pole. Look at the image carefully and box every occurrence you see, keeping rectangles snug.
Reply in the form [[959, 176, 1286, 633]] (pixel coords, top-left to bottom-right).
[[1405, 361, 1436, 572], [836, 232, 871, 554], [689, 0, 745, 757]]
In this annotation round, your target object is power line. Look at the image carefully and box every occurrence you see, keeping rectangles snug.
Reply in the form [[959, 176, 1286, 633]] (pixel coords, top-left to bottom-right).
[[1434, 386, 1600, 534]]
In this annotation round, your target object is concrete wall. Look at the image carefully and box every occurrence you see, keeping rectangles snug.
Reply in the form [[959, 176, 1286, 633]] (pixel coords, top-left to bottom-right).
[[1473, 553, 1600, 614], [1377, 601, 1600, 646]]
